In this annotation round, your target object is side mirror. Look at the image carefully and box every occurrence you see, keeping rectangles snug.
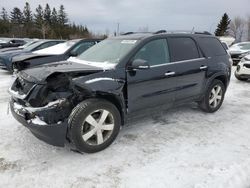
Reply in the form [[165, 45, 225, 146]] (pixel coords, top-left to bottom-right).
[[69, 51, 78, 57], [129, 59, 150, 70]]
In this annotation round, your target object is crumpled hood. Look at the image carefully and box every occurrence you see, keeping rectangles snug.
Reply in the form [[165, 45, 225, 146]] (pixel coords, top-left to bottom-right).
[[19, 61, 104, 83], [12, 52, 54, 63]]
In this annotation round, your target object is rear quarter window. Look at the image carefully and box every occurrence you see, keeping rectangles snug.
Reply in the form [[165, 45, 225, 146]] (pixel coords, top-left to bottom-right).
[[198, 37, 227, 57]]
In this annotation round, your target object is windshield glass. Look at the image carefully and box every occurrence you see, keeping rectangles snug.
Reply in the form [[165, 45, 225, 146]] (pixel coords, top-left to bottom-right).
[[232, 43, 250, 50], [24, 41, 46, 51], [77, 39, 138, 64], [239, 43, 250, 50], [19, 40, 38, 48], [34, 40, 77, 55]]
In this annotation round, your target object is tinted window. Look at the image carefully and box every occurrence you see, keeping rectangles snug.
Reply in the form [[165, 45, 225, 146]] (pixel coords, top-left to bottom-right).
[[199, 37, 227, 56], [71, 42, 96, 55], [34, 41, 58, 51], [168, 37, 199, 62], [133, 39, 170, 66]]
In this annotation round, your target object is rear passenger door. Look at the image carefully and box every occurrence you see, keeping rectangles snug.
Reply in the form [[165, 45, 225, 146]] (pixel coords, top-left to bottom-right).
[[167, 37, 208, 102]]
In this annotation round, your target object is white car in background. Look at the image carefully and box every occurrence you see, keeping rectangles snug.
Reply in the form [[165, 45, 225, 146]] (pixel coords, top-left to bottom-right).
[[229, 42, 250, 65], [235, 54, 250, 81]]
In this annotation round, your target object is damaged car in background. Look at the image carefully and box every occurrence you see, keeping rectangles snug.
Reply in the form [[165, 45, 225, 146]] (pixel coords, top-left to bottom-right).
[[0, 39, 65, 72], [12, 39, 101, 71], [9, 31, 231, 153]]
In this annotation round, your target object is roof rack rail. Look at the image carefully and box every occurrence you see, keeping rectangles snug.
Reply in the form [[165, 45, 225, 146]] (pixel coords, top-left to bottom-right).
[[154, 30, 167, 34], [122, 32, 135, 35], [193, 31, 212, 35]]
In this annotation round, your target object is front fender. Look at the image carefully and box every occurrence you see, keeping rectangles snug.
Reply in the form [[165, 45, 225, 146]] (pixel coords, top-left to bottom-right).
[[71, 70, 126, 124]]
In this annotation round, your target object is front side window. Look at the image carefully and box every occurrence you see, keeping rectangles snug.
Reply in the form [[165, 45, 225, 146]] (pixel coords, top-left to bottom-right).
[[133, 39, 170, 66], [168, 37, 200, 62]]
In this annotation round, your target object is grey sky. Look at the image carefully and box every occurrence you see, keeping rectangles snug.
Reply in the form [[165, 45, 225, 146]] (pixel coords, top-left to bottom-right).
[[1, 0, 249, 34]]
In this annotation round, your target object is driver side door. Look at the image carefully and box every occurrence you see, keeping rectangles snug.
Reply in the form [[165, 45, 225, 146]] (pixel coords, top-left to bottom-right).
[[126, 38, 176, 113]]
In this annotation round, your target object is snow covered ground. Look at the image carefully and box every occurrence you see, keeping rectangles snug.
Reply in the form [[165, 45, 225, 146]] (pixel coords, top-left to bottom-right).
[[0, 68, 250, 188]]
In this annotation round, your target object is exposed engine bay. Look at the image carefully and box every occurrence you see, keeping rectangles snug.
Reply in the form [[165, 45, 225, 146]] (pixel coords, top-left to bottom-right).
[[9, 71, 100, 125]]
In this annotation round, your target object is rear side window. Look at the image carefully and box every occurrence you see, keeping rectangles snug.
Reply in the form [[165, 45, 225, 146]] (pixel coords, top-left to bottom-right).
[[199, 37, 227, 57], [168, 37, 199, 62]]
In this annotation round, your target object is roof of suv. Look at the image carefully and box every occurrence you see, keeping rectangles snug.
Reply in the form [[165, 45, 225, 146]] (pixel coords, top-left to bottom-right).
[[111, 32, 214, 40]]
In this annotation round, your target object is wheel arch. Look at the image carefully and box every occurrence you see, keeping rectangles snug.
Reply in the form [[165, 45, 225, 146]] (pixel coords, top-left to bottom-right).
[[93, 93, 125, 126]]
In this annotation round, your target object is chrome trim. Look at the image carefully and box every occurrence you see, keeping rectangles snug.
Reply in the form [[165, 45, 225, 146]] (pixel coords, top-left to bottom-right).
[[150, 57, 206, 68], [200, 65, 208, 70], [13, 99, 66, 113], [164, 71, 175, 76]]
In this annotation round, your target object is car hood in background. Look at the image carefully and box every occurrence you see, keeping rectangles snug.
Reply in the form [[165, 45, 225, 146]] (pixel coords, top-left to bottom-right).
[[12, 53, 55, 63], [229, 47, 250, 54]]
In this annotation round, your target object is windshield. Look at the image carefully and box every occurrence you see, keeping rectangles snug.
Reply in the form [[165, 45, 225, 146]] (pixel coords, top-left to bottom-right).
[[231, 43, 250, 50], [34, 40, 77, 55], [19, 40, 38, 49], [77, 39, 138, 64], [24, 41, 46, 51]]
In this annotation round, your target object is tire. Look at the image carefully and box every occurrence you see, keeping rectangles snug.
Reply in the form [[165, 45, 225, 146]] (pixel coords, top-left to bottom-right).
[[235, 73, 248, 81], [68, 99, 121, 153], [198, 79, 226, 113]]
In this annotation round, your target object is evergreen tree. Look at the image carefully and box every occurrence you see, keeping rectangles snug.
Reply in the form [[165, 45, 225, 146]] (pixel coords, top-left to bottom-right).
[[10, 7, 23, 24], [43, 4, 51, 25], [34, 4, 44, 27], [23, 2, 32, 23], [57, 5, 68, 38], [58, 5, 68, 26], [51, 8, 57, 25], [215, 13, 231, 36], [1, 8, 9, 21], [0, 3, 91, 39], [0, 8, 9, 35], [23, 2, 33, 37]]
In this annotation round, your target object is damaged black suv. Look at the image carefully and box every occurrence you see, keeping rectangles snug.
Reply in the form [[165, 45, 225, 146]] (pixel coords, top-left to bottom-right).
[[9, 32, 231, 153]]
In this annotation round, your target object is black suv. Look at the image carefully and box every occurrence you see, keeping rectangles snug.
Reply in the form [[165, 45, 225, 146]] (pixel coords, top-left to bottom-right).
[[9, 32, 231, 153]]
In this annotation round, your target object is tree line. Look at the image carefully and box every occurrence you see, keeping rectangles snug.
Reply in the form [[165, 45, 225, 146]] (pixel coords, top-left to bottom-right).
[[0, 2, 91, 39], [215, 13, 250, 42]]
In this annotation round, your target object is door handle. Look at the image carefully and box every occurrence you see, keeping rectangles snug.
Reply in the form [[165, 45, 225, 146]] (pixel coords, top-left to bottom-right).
[[200, 65, 208, 70], [164, 71, 175, 76]]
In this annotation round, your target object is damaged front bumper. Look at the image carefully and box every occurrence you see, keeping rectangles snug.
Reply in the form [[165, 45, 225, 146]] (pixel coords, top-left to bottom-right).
[[9, 99, 69, 147]]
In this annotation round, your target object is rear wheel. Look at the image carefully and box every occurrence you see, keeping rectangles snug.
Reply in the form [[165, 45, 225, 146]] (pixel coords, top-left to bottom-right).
[[69, 99, 121, 153], [199, 79, 225, 113]]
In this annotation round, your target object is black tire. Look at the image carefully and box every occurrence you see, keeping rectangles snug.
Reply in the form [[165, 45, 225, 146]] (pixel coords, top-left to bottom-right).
[[198, 79, 226, 113], [235, 73, 248, 81], [68, 99, 121, 153]]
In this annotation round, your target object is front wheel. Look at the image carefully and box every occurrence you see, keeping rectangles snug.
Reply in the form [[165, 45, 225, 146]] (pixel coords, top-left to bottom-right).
[[198, 79, 226, 113], [69, 99, 121, 153]]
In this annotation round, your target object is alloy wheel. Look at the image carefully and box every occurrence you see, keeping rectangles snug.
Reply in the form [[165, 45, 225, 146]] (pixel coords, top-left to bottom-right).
[[81, 109, 114, 145], [209, 85, 223, 108]]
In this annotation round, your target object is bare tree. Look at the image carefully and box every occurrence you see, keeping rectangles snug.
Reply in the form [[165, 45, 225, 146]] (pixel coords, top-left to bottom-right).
[[247, 16, 250, 41], [229, 16, 245, 42]]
